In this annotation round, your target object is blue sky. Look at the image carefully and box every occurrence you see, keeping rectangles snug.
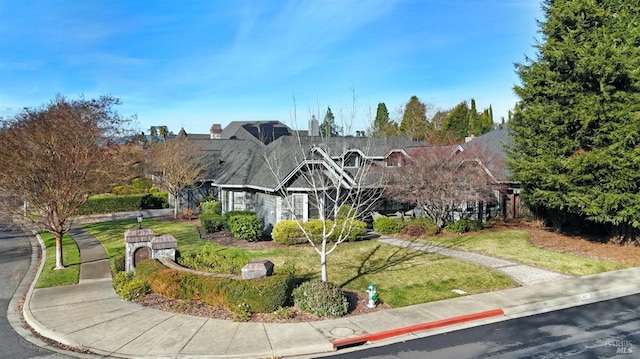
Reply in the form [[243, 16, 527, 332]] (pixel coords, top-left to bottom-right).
[[0, 0, 542, 135]]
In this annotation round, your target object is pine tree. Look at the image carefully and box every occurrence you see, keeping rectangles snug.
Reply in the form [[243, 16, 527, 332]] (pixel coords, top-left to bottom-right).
[[320, 106, 341, 137], [509, 0, 640, 242], [443, 101, 470, 141], [399, 96, 430, 140]]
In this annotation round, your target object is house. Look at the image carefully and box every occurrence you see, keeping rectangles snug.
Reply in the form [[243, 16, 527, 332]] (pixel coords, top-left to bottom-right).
[[177, 121, 520, 233]]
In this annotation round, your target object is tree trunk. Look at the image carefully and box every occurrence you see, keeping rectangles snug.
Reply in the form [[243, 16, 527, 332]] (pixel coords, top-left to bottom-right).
[[173, 193, 179, 219], [320, 247, 328, 282], [54, 232, 65, 269]]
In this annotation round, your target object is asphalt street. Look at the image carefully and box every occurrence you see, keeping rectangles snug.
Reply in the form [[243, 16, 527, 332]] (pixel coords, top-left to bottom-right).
[[0, 226, 67, 358], [323, 293, 640, 358]]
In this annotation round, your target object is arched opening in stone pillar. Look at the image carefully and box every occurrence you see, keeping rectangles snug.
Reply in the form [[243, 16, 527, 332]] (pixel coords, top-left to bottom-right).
[[134, 247, 151, 266]]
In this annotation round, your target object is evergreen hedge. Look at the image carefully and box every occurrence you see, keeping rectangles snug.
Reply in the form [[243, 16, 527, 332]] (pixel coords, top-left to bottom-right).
[[77, 192, 168, 215]]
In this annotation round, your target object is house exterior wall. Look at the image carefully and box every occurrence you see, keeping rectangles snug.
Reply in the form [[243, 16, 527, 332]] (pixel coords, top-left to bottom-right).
[[255, 192, 277, 234]]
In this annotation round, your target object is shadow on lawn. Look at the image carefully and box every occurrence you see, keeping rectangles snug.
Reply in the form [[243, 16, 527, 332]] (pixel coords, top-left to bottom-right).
[[339, 241, 434, 288]]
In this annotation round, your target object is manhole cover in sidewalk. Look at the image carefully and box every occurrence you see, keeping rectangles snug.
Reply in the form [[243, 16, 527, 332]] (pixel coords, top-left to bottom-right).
[[330, 327, 355, 337]]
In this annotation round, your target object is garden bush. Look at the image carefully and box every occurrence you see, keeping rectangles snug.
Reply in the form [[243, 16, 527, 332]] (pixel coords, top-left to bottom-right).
[[292, 280, 349, 318], [445, 219, 484, 234], [222, 211, 256, 230], [272, 220, 305, 245], [272, 219, 366, 245], [112, 252, 126, 273], [337, 205, 356, 219], [134, 259, 167, 281], [373, 216, 402, 234], [226, 213, 263, 241], [146, 268, 294, 318], [331, 219, 367, 242], [401, 218, 440, 237], [77, 192, 168, 215], [177, 243, 249, 274], [112, 272, 151, 300], [200, 214, 224, 233], [201, 201, 222, 215]]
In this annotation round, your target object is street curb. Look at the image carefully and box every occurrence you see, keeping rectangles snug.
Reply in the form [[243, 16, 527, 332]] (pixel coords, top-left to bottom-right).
[[22, 233, 85, 351], [332, 309, 505, 350]]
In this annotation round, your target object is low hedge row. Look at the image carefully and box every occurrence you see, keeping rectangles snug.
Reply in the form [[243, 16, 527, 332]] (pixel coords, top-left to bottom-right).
[[272, 219, 367, 245], [77, 193, 168, 215], [372, 216, 440, 236], [147, 268, 294, 315]]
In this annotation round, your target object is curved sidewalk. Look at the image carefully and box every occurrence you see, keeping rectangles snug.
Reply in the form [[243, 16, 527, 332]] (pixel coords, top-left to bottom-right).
[[20, 227, 640, 358], [377, 236, 573, 285]]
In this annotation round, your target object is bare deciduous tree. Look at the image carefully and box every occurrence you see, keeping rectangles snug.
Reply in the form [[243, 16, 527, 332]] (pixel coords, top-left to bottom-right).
[[147, 136, 210, 219], [0, 95, 139, 269], [386, 143, 501, 227], [266, 98, 386, 282]]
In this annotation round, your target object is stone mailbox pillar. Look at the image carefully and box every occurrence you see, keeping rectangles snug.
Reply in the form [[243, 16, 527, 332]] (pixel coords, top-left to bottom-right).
[[124, 228, 177, 272]]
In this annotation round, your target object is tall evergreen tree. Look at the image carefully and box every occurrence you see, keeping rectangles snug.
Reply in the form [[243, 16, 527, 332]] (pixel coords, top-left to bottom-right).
[[370, 102, 398, 137], [399, 95, 430, 140], [509, 0, 640, 242], [443, 101, 470, 141], [319, 106, 341, 137]]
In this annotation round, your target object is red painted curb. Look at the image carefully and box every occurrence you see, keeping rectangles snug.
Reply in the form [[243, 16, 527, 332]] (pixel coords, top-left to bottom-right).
[[332, 308, 505, 350]]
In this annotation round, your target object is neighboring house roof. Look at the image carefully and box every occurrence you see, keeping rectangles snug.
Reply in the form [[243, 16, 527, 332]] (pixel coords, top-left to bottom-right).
[[460, 124, 513, 182], [178, 122, 514, 192]]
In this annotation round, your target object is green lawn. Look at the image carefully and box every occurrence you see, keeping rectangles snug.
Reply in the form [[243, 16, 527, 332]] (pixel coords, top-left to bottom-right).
[[83, 219, 517, 308], [421, 229, 626, 276], [35, 232, 81, 288]]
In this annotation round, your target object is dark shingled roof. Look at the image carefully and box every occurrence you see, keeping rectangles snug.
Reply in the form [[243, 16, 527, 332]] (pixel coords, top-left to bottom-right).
[[178, 122, 512, 190]]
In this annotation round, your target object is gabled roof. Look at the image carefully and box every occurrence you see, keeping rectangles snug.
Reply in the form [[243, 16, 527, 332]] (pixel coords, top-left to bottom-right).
[[178, 121, 514, 191]]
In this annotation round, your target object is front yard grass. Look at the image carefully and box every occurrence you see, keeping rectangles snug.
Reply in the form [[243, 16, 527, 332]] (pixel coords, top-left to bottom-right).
[[35, 232, 81, 288], [420, 229, 626, 276], [83, 219, 517, 308]]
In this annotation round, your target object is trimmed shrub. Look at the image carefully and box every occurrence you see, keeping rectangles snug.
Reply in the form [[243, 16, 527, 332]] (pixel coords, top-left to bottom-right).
[[146, 268, 294, 315], [468, 219, 482, 232], [177, 243, 249, 275], [303, 219, 329, 245], [112, 272, 151, 300], [222, 211, 256, 230], [373, 216, 402, 234], [330, 219, 367, 242], [337, 205, 356, 219], [293, 280, 349, 318], [401, 218, 440, 237], [445, 220, 469, 234], [77, 193, 168, 215], [226, 213, 263, 241], [134, 259, 167, 281], [200, 214, 224, 233], [272, 219, 366, 245], [272, 220, 305, 245], [444, 219, 484, 234], [148, 268, 183, 298], [201, 201, 222, 215], [112, 252, 126, 273]]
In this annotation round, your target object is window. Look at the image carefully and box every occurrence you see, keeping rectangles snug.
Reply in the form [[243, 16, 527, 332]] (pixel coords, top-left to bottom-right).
[[344, 153, 360, 168], [233, 192, 244, 211], [293, 194, 305, 219], [386, 152, 404, 167]]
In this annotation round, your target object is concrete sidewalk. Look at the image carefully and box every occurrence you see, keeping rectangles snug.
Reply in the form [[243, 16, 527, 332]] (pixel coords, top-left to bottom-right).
[[377, 236, 573, 285], [19, 224, 640, 358]]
